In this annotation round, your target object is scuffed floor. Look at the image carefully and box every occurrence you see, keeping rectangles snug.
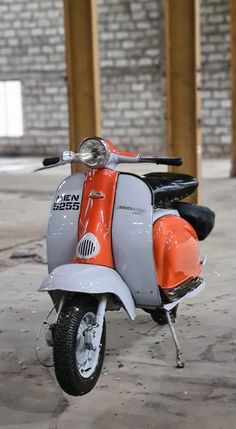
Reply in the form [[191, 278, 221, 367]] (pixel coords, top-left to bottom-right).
[[0, 158, 235, 429]]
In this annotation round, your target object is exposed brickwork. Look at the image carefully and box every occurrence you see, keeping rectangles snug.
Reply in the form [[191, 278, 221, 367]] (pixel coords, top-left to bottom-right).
[[200, 0, 231, 157], [98, 0, 165, 154], [0, 0, 232, 157], [0, 0, 69, 155]]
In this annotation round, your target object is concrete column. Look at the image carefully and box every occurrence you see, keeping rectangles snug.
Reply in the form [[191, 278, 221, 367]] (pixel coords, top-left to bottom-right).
[[63, 0, 101, 173], [164, 0, 201, 202]]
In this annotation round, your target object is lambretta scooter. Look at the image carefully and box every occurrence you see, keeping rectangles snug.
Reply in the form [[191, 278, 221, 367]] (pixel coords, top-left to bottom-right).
[[37, 136, 215, 396]]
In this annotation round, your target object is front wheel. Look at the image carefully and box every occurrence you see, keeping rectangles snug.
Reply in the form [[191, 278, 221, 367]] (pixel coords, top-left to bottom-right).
[[53, 297, 106, 396]]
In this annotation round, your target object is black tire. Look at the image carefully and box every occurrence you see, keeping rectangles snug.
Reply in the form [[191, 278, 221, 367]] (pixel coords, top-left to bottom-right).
[[53, 297, 106, 396], [150, 305, 178, 325]]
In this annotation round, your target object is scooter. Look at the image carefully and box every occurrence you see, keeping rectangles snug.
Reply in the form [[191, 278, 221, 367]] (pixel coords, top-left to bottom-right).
[[37, 136, 215, 396]]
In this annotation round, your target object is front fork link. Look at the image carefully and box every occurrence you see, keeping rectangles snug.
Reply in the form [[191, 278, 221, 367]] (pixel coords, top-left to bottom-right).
[[165, 309, 185, 369], [43, 294, 107, 351], [84, 295, 107, 351], [43, 294, 66, 347]]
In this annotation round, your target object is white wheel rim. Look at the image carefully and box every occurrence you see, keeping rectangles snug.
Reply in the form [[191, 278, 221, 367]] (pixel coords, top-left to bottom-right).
[[76, 311, 101, 379]]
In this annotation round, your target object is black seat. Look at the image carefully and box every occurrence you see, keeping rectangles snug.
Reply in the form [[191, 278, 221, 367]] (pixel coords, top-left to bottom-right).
[[172, 202, 215, 241], [142, 172, 198, 206]]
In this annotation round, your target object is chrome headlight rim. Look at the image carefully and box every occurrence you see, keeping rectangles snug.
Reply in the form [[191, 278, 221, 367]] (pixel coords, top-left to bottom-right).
[[78, 137, 110, 168]]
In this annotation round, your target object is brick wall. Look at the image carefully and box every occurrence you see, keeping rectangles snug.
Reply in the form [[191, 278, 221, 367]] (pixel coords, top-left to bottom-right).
[[0, 0, 69, 155], [0, 0, 232, 157], [98, 0, 165, 155], [201, 0, 231, 156]]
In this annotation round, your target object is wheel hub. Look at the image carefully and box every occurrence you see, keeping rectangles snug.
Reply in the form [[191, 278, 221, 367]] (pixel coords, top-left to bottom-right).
[[76, 312, 101, 378], [84, 323, 98, 351]]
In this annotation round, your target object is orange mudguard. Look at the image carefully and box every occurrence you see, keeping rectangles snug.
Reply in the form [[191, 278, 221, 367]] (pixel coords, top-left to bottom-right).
[[153, 215, 201, 290]]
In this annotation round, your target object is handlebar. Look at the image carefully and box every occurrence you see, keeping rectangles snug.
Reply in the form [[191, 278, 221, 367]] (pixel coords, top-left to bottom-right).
[[36, 152, 183, 172], [139, 156, 183, 166]]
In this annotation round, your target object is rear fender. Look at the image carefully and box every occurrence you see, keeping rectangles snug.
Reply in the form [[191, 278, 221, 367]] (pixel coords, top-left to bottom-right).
[[39, 264, 136, 320], [153, 215, 201, 289]]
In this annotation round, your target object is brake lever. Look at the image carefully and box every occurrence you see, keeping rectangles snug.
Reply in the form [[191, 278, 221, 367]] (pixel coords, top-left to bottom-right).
[[34, 151, 80, 172], [34, 162, 62, 172]]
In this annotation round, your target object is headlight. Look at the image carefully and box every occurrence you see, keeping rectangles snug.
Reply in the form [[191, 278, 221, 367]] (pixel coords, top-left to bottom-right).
[[78, 137, 110, 168]]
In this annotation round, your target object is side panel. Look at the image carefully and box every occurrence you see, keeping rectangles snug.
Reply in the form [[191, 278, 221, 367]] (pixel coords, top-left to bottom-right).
[[112, 174, 162, 307], [153, 215, 201, 289], [47, 173, 85, 273]]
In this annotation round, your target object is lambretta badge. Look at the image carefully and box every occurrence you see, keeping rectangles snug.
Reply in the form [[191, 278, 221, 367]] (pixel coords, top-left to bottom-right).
[[117, 205, 146, 215], [53, 194, 80, 211]]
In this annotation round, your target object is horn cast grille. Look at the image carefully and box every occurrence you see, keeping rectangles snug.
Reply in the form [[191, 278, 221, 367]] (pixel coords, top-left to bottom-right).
[[76, 233, 99, 259]]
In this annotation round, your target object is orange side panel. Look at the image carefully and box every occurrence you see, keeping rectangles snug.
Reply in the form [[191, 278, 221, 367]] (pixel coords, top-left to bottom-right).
[[153, 215, 201, 289], [74, 168, 118, 268]]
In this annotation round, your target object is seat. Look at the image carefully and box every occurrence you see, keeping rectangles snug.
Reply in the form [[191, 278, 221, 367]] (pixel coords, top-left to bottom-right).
[[171, 202, 215, 241], [142, 172, 198, 206]]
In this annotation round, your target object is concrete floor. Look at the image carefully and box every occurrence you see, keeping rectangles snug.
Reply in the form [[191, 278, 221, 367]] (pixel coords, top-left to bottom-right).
[[0, 157, 236, 429]]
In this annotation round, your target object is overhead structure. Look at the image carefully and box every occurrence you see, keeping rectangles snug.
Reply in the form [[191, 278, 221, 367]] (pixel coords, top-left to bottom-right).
[[63, 0, 101, 173], [230, 0, 236, 177], [164, 0, 201, 203]]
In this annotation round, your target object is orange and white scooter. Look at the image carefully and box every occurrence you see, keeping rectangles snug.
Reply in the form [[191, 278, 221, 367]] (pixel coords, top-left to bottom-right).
[[38, 136, 215, 396]]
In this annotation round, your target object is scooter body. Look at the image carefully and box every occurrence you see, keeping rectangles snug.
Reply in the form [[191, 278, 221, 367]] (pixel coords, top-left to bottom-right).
[[38, 136, 215, 396], [41, 170, 202, 309]]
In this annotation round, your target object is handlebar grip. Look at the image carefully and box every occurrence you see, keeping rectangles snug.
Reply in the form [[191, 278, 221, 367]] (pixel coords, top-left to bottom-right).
[[140, 156, 183, 166], [42, 157, 60, 166], [156, 157, 183, 166]]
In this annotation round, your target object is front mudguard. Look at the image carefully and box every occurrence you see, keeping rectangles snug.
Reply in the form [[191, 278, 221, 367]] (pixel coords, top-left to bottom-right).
[[39, 264, 136, 320]]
